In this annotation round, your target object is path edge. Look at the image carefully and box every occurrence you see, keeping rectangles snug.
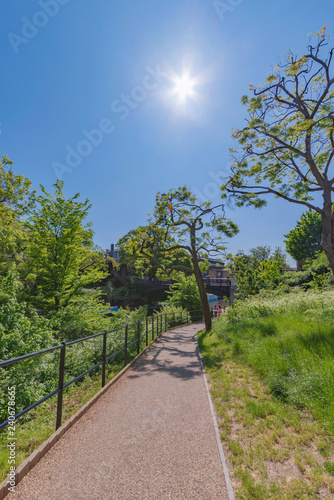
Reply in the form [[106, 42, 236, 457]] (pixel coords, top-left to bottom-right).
[[197, 337, 235, 500], [0, 329, 170, 500]]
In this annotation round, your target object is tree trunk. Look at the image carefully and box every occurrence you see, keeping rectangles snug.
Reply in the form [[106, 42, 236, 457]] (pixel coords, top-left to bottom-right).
[[321, 187, 334, 275], [192, 255, 211, 331], [54, 295, 60, 311], [188, 224, 211, 330]]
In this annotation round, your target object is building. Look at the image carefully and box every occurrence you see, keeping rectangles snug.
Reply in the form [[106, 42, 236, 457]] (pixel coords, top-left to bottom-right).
[[106, 243, 120, 263], [202, 258, 230, 283]]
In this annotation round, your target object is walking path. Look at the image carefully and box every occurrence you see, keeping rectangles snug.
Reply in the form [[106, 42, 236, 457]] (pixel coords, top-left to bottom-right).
[[11, 324, 231, 499]]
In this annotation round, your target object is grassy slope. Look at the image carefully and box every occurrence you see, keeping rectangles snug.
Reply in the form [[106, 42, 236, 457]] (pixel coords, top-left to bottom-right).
[[198, 289, 334, 499]]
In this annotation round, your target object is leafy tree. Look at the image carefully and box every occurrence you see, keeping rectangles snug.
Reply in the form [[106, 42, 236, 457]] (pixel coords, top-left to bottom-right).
[[249, 245, 271, 262], [119, 225, 193, 278], [118, 186, 238, 330], [0, 155, 33, 275], [258, 260, 282, 286], [284, 209, 322, 262], [232, 247, 284, 298], [248, 245, 287, 267], [271, 247, 288, 268], [167, 273, 202, 313], [232, 255, 262, 298], [221, 27, 334, 274], [24, 180, 107, 311]]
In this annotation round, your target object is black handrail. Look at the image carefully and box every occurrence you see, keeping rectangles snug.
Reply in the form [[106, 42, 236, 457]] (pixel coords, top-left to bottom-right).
[[0, 344, 63, 368], [0, 309, 203, 432]]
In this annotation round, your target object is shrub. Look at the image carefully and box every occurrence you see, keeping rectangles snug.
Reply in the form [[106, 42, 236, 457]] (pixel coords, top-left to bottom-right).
[[157, 303, 190, 327], [166, 273, 202, 312], [0, 271, 57, 421]]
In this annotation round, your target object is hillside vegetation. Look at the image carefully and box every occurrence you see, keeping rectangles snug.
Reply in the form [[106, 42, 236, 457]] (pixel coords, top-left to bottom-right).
[[221, 289, 334, 433], [198, 288, 334, 497]]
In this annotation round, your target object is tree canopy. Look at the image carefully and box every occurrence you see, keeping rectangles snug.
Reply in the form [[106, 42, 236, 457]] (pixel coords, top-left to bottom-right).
[[284, 209, 322, 262], [0, 155, 33, 275], [221, 27, 334, 273], [24, 180, 107, 311], [231, 245, 287, 298]]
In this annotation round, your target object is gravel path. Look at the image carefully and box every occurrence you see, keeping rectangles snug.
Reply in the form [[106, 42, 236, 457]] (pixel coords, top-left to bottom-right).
[[11, 324, 229, 499]]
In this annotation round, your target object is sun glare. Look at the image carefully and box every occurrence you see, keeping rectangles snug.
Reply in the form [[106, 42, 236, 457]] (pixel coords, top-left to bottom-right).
[[174, 76, 194, 98]]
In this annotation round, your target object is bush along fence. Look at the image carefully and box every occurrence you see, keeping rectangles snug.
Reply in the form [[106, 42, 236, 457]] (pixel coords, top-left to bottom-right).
[[0, 309, 203, 433]]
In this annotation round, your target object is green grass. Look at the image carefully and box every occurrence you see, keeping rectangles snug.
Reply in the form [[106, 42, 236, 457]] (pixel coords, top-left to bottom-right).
[[220, 293, 334, 434], [324, 462, 334, 476], [198, 289, 334, 499]]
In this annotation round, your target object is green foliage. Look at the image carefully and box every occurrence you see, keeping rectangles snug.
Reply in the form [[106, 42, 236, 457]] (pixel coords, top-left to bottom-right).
[[51, 289, 114, 341], [232, 246, 286, 297], [166, 273, 202, 312], [258, 260, 282, 286], [109, 304, 148, 328], [281, 252, 331, 289], [24, 180, 107, 311], [284, 209, 322, 261], [233, 258, 263, 298], [270, 247, 288, 267], [101, 277, 146, 305], [0, 271, 55, 360], [219, 288, 334, 433], [0, 156, 33, 276], [249, 245, 271, 262], [119, 224, 189, 279], [156, 303, 190, 326], [324, 462, 334, 475], [0, 270, 56, 421]]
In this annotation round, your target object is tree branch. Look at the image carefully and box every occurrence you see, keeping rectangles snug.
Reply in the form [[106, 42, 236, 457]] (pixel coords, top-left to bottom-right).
[[226, 184, 323, 214]]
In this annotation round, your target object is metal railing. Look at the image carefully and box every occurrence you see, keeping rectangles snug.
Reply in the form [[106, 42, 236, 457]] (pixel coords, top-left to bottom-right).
[[0, 309, 203, 432]]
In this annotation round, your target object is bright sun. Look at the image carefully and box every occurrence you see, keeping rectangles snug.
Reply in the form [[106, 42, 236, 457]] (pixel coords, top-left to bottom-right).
[[174, 76, 194, 98]]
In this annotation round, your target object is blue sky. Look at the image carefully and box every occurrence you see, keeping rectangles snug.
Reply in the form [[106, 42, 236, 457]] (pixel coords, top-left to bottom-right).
[[1, 0, 333, 265]]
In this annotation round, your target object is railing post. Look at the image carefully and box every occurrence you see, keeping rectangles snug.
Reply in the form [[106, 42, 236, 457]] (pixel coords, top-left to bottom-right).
[[146, 317, 148, 346], [160, 314, 162, 334], [56, 342, 66, 430], [124, 325, 128, 367], [102, 331, 107, 388], [137, 321, 140, 355], [152, 317, 154, 340]]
